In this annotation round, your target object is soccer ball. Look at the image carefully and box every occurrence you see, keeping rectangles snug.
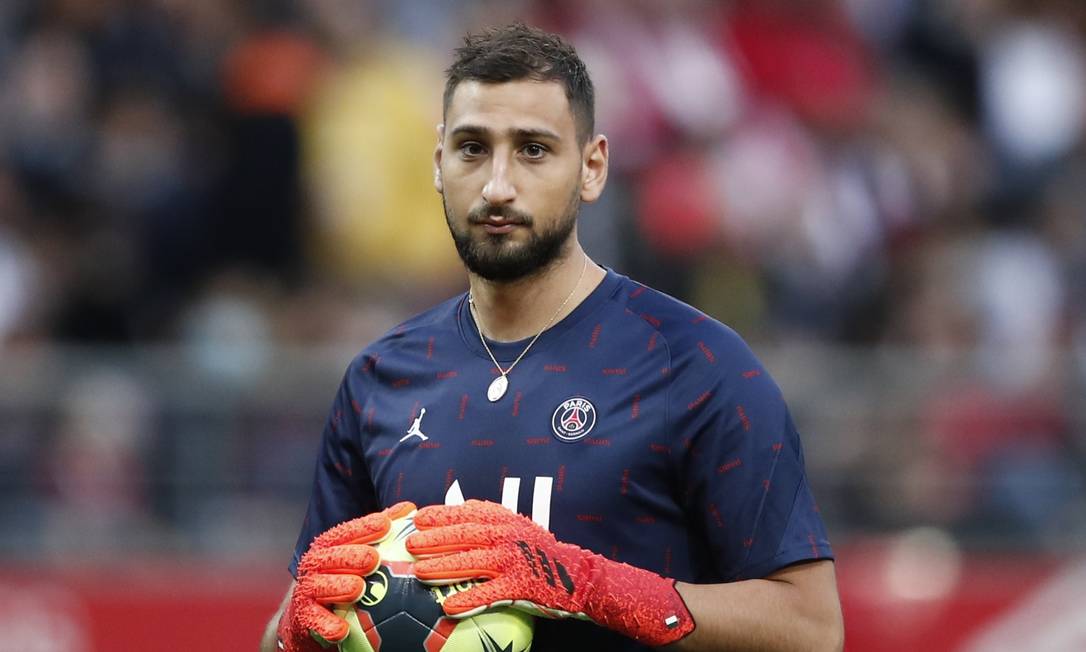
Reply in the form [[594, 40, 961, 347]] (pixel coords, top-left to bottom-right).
[[332, 510, 534, 652]]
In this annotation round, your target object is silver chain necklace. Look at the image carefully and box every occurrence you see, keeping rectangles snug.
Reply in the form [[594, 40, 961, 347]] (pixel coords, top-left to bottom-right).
[[468, 254, 589, 402]]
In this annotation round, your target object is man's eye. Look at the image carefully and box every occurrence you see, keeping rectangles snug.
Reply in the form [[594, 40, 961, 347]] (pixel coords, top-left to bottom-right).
[[460, 142, 485, 157], [522, 143, 547, 159]]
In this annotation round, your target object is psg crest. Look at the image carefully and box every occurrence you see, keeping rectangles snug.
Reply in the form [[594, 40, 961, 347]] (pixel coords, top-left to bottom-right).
[[551, 397, 597, 442]]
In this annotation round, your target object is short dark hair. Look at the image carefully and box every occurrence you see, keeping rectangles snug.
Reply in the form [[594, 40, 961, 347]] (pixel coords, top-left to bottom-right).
[[443, 23, 595, 143]]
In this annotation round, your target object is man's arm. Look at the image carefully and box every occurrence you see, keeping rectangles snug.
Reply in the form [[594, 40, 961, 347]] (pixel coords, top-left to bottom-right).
[[262, 565, 844, 652], [407, 501, 842, 649], [260, 582, 293, 652], [670, 560, 843, 651]]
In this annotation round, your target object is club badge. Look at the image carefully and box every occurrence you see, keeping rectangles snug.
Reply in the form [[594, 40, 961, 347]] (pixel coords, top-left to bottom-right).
[[551, 397, 597, 442]]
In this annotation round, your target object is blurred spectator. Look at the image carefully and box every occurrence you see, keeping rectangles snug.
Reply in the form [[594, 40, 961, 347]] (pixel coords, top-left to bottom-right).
[[180, 270, 275, 387], [49, 227, 141, 343], [0, 26, 93, 210], [300, 27, 460, 295], [980, 11, 1086, 197], [726, 0, 876, 131], [0, 232, 34, 343], [218, 10, 326, 283], [0, 170, 40, 345], [40, 369, 156, 557]]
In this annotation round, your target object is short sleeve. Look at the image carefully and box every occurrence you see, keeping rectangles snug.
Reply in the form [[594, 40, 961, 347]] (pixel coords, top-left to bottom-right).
[[289, 360, 380, 576], [672, 331, 832, 581]]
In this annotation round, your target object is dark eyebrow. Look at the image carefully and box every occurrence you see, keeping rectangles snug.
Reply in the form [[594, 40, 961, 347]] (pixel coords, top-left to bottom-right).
[[510, 127, 562, 142], [449, 124, 562, 142]]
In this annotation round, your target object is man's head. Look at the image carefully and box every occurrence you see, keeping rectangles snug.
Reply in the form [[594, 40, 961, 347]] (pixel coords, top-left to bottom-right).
[[436, 24, 608, 283], [443, 23, 595, 145]]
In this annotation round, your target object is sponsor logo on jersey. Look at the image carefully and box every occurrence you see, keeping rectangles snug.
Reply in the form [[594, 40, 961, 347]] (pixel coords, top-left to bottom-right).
[[399, 407, 429, 444], [551, 397, 597, 442]]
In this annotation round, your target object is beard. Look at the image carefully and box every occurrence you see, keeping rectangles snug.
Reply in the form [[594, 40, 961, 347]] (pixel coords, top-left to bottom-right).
[[444, 189, 580, 282]]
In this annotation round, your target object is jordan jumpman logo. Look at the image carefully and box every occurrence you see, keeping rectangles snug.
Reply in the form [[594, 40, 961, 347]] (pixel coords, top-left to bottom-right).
[[399, 408, 429, 443]]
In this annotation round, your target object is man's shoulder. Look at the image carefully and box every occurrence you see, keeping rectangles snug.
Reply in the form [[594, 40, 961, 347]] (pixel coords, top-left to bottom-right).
[[346, 293, 465, 371], [616, 275, 778, 414], [616, 275, 752, 365]]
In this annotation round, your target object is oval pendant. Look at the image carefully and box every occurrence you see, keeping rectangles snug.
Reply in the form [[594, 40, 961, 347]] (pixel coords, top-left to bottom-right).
[[487, 375, 509, 402]]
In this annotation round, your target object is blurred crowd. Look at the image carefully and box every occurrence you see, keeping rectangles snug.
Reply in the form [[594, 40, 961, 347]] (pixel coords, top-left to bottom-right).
[[1, 0, 1085, 559]]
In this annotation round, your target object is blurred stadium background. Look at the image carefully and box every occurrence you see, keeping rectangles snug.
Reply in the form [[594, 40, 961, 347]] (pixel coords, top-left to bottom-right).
[[1, 0, 1085, 649]]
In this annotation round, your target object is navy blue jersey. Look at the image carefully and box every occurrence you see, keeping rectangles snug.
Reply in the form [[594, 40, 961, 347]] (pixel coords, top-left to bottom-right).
[[291, 268, 833, 651]]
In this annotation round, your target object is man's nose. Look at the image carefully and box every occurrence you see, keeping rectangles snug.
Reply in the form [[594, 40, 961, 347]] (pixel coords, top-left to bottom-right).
[[482, 157, 516, 205]]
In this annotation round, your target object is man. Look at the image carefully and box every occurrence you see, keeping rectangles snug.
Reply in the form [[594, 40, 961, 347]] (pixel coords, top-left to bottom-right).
[[263, 23, 843, 652]]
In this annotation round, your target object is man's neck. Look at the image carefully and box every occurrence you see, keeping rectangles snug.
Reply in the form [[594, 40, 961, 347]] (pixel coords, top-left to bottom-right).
[[468, 246, 605, 342]]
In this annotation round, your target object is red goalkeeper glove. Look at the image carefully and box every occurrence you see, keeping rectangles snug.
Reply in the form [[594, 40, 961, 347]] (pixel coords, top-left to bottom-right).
[[276, 501, 416, 652], [405, 500, 695, 647]]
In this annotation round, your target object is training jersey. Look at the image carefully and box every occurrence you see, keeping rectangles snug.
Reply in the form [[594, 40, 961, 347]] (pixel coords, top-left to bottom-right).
[[291, 267, 833, 651]]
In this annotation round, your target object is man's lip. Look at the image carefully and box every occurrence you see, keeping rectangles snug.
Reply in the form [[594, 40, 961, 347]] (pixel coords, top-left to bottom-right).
[[473, 215, 524, 225], [472, 218, 526, 229]]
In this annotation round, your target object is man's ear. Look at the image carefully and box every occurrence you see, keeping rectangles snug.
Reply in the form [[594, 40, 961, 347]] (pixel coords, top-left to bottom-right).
[[580, 134, 609, 203], [433, 123, 445, 193]]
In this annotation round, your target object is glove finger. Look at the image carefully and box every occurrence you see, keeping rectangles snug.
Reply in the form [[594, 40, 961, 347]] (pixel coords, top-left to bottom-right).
[[414, 500, 517, 529], [299, 573, 367, 604], [312, 510, 394, 549], [407, 522, 508, 558], [383, 500, 416, 521], [439, 575, 522, 617], [295, 599, 351, 643], [298, 544, 380, 577], [413, 547, 511, 584]]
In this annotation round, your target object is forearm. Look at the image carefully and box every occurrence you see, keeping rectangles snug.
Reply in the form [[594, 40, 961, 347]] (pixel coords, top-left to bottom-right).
[[261, 583, 292, 652], [665, 561, 843, 652], [260, 619, 278, 652]]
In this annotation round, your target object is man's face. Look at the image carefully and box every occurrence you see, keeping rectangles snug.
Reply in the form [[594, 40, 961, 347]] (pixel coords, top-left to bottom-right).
[[436, 80, 598, 282]]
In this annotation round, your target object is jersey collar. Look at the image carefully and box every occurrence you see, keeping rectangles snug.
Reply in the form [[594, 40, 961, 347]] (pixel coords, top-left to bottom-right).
[[456, 265, 623, 363]]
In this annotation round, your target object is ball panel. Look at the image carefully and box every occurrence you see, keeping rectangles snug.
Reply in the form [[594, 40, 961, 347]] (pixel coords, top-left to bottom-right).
[[375, 516, 416, 563], [423, 617, 458, 652], [335, 607, 378, 652], [361, 568, 445, 628], [443, 611, 534, 652]]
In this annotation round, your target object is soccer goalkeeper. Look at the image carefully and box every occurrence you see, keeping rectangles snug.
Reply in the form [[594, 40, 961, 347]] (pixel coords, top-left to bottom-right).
[[264, 22, 842, 652]]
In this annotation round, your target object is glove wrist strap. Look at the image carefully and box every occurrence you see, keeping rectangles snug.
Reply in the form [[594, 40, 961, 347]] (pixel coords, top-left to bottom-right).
[[582, 554, 696, 646]]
